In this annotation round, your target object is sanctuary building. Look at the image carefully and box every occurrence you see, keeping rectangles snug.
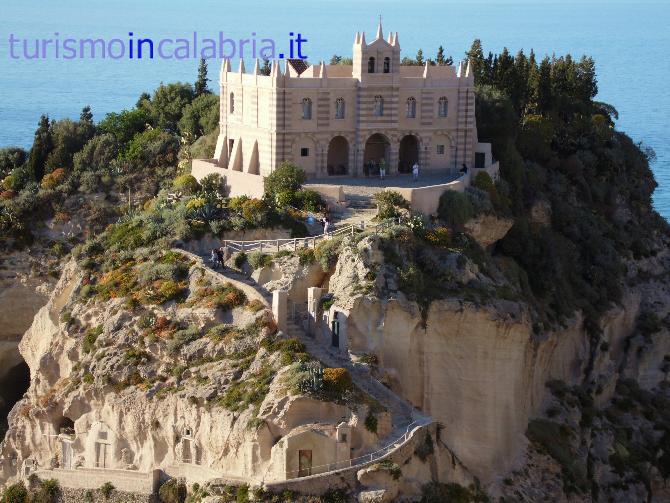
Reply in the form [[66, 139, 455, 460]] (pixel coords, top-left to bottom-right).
[[193, 21, 497, 205]]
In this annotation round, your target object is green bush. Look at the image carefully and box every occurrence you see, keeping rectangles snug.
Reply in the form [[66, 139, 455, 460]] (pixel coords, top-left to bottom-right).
[[472, 172, 494, 192], [29, 479, 61, 503], [234, 252, 247, 269], [364, 412, 378, 434], [247, 251, 272, 270], [2, 482, 29, 503], [158, 478, 187, 503], [99, 482, 115, 500], [263, 162, 306, 207], [83, 325, 103, 353], [173, 174, 200, 194], [438, 191, 474, 227], [294, 189, 323, 212], [314, 237, 343, 271], [167, 326, 201, 354], [297, 248, 315, 265], [374, 190, 409, 220]]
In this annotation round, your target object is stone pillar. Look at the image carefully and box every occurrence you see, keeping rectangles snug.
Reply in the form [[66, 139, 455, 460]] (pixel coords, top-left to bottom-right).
[[389, 144, 399, 176], [272, 290, 288, 335], [307, 287, 323, 338]]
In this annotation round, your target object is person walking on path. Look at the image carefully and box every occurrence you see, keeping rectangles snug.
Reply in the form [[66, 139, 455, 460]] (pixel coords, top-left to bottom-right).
[[412, 162, 420, 182], [210, 249, 219, 269], [323, 217, 331, 235], [215, 247, 224, 269], [379, 158, 387, 180]]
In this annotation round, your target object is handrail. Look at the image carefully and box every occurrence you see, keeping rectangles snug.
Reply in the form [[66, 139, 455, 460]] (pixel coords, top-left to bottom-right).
[[220, 218, 402, 254], [274, 418, 428, 481]]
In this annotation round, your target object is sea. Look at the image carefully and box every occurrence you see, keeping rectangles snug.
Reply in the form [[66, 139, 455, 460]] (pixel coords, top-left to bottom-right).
[[1, 0, 668, 218]]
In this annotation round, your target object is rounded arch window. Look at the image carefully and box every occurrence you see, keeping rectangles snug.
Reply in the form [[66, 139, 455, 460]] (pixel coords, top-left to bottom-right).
[[368, 57, 376, 73], [438, 97, 449, 117], [373, 96, 384, 116], [406, 97, 416, 118], [302, 98, 312, 120], [335, 98, 345, 119], [383, 57, 390, 73]]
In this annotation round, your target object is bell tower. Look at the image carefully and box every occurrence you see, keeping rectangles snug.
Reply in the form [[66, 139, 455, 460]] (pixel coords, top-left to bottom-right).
[[352, 18, 401, 81]]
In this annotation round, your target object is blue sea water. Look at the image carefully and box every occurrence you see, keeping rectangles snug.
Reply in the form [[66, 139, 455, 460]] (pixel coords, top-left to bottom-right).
[[0, 0, 668, 217]]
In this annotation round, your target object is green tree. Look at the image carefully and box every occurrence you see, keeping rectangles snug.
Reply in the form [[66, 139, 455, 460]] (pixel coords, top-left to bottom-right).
[[536, 56, 553, 115], [73, 133, 119, 174], [263, 162, 306, 206], [98, 108, 150, 145], [194, 58, 210, 97], [178, 93, 219, 139], [142, 82, 195, 133], [466, 39, 486, 85], [1, 481, 28, 503], [136, 92, 151, 109], [436, 46, 445, 65], [330, 54, 342, 65], [438, 191, 474, 227], [0, 147, 27, 179], [27, 115, 53, 182], [416, 49, 424, 66], [260, 57, 271, 75], [46, 119, 93, 171]]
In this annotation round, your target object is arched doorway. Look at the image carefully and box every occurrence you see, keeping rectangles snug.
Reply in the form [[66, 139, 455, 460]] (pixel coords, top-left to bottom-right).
[[363, 134, 390, 176], [398, 135, 419, 174], [327, 136, 349, 175]]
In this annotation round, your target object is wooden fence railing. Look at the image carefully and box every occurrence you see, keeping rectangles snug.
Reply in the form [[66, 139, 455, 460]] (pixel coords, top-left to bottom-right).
[[221, 218, 402, 254]]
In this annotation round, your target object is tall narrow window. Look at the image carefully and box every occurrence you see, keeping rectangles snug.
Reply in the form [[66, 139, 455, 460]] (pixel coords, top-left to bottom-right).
[[373, 95, 384, 117], [438, 96, 449, 117], [406, 97, 416, 118], [229, 92, 235, 114], [302, 98, 312, 120], [383, 57, 390, 73], [368, 57, 376, 73], [335, 98, 345, 119]]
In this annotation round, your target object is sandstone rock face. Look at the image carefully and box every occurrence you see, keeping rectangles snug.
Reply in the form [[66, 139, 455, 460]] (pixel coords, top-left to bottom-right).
[[0, 252, 53, 381], [463, 214, 514, 248], [0, 253, 378, 491], [343, 296, 593, 481]]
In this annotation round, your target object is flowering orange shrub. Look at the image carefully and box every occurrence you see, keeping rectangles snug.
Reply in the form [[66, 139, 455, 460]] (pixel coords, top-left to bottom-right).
[[425, 226, 452, 248], [323, 367, 353, 395], [41, 168, 67, 189]]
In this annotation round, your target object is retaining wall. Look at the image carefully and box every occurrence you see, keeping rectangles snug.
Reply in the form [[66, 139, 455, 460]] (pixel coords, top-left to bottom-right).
[[33, 468, 160, 495], [192, 159, 265, 198]]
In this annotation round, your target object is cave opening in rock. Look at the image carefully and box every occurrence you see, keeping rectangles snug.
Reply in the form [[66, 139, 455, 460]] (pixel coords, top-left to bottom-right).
[[0, 360, 30, 441]]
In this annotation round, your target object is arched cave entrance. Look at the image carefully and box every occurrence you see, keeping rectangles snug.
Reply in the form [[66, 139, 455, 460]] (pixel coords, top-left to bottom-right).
[[327, 136, 349, 176], [0, 360, 30, 441], [398, 134, 420, 174]]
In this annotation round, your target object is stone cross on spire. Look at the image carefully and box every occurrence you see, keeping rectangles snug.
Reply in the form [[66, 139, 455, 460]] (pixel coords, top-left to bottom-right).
[[376, 15, 383, 40]]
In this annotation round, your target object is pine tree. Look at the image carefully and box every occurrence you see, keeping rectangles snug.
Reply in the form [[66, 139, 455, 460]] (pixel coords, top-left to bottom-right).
[[136, 92, 151, 109], [536, 56, 553, 115], [465, 39, 486, 85], [27, 115, 53, 182], [330, 54, 342, 65], [436, 46, 445, 65], [416, 49, 424, 66], [79, 105, 96, 141], [526, 49, 540, 113], [511, 50, 530, 113], [260, 58, 271, 76], [194, 58, 210, 96], [80, 106, 93, 124]]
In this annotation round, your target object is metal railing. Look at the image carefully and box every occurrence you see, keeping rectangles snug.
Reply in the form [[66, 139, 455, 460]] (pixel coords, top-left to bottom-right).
[[276, 419, 429, 481], [221, 218, 402, 254]]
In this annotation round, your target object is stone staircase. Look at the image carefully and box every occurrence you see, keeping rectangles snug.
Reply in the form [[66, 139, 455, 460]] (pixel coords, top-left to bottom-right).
[[284, 316, 421, 436]]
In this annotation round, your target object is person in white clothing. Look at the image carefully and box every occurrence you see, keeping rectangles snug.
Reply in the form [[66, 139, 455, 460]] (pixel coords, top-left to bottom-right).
[[412, 162, 419, 181]]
